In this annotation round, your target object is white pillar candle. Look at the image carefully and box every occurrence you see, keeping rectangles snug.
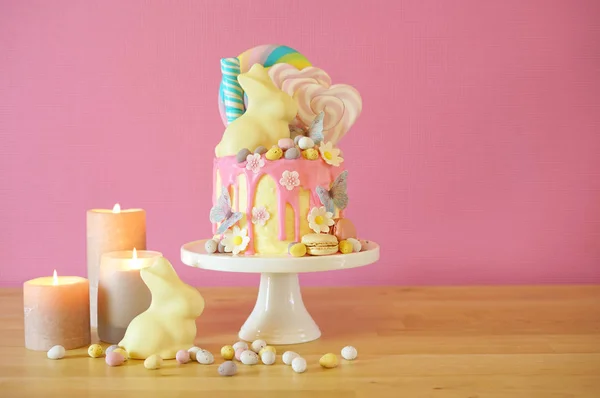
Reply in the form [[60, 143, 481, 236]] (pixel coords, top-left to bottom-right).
[[97, 249, 162, 343], [23, 271, 91, 351], [86, 204, 146, 327]]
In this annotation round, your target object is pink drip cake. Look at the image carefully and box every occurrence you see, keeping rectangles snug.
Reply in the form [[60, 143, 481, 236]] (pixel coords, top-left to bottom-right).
[[208, 44, 363, 256]]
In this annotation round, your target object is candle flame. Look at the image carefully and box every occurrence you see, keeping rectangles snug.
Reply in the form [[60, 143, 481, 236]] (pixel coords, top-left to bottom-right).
[[53, 270, 58, 286], [112, 203, 121, 213], [132, 247, 137, 260]]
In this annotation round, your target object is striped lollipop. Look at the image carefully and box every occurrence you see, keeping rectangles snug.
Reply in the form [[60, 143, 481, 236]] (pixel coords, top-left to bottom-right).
[[218, 45, 311, 126], [219, 58, 245, 125]]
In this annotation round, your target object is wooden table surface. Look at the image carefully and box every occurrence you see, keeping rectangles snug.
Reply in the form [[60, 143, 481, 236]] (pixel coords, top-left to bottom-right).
[[1, 285, 599, 397]]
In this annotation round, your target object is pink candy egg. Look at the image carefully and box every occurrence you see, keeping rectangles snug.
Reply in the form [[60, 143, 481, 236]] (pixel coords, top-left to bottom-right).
[[234, 347, 246, 361], [278, 138, 295, 150], [176, 349, 191, 364], [105, 352, 125, 367]]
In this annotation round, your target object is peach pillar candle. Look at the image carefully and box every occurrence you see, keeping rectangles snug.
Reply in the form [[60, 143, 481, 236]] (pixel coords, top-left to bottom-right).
[[86, 204, 146, 328], [97, 249, 162, 343], [23, 271, 91, 351]]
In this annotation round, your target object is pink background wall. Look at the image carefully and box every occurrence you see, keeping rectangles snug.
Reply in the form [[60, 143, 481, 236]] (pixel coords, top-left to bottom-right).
[[1, 0, 599, 287]]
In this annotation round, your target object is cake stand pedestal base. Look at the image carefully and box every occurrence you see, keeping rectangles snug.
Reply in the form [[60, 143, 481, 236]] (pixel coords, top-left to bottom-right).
[[239, 273, 320, 344]]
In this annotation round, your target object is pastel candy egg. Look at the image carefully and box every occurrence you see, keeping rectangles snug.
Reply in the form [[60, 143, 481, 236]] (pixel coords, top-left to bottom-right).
[[87, 344, 104, 358], [105, 352, 125, 367], [284, 147, 301, 159], [292, 357, 307, 373], [282, 351, 299, 365], [233, 341, 249, 351], [251, 339, 267, 353], [236, 148, 251, 163], [339, 240, 353, 254], [218, 361, 237, 377], [359, 240, 370, 251], [105, 345, 121, 354], [265, 146, 283, 161], [294, 135, 303, 145], [234, 347, 246, 361], [254, 146, 267, 155], [278, 138, 295, 150], [217, 241, 226, 253], [298, 136, 315, 150], [144, 354, 163, 370], [176, 349, 191, 364], [346, 238, 362, 253], [259, 346, 277, 356], [319, 353, 339, 368], [221, 345, 235, 360], [112, 348, 128, 361], [261, 351, 276, 365], [302, 148, 319, 160], [205, 239, 218, 254], [289, 242, 307, 257], [196, 350, 214, 364], [240, 350, 259, 365], [341, 346, 358, 360], [188, 346, 202, 361], [47, 345, 65, 360], [333, 218, 357, 241]]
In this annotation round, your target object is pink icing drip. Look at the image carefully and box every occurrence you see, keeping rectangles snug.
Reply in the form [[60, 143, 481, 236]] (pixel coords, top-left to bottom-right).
[[213, 155, 340, 248]]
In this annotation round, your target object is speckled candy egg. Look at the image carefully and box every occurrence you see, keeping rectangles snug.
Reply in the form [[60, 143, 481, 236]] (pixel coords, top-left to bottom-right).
[[205, 239, 218, 254], [332, 218, 357, 241], [240, 350, 259, 365], [319, 353, 339, 368], [265, 146, 283, 161], [339, 240, 353, 254], [288, 242, 307, 257], [221, 345, 235, 360], [292, 357, 307, 373], [261, 351, 276, 365], [282, 351, 299, 365], [234, 347, 245, 361], [188, 346, 202, 361], [346, 238, 362, 253], [105, 352, 125, 367], [105, 345, 121, 354], [259, 346, 277, 356], [341, 346, 358, 360], [217, 241, 226, 253], [251, 339, 267, 353], [278, 138, 295, 150], [112, 348, 128, 361], [359, 240, 370, 251], [196, 350, 214, 364], [232, 341, 249, 351], [144, 354, 163, 370], [284, 147, 301, 159], [218, 361, 237, 377], [254, 146, 267, 155], [47, 345, 65, 360], [236, 148, 251, 163], [298, 137, 315, 150], [302, 148, 319, 160], [87, 344, 104, 358], [294, 134, 304, 145], [176, 349, 191, 364]]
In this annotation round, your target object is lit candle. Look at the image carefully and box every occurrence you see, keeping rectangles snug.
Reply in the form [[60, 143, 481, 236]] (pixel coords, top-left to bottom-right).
[[23, 270, 91, 351], [97, 249, 162, 343], [86, 203, 146, 328]]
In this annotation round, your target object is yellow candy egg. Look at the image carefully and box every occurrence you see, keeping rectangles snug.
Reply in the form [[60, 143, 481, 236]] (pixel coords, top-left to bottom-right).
[[289, 243, 307, 257], [112, 347, 129, 361], [302, 148, 319, 160], [221, 345, 235, 360], [339, 240, 353, 254], [319, 353, 339, 369], [259, 345, 277, 356], [87, 344, 104, 358], [265, 146, 283, 161]]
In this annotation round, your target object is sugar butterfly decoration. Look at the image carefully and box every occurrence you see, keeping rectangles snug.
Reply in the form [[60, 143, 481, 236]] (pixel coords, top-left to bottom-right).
[[289, 111, 324, 144], [209, 186, 243, 234], [316, 170, 348, 214]]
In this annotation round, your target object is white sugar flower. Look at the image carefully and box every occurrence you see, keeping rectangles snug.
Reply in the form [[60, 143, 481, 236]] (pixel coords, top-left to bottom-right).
[[307, 206, 335, 234], [251, 206, 270, 226], [221, 226, 250, 255], [245, 153, 265, 174], [318, 141, 344, 167], [279, 170, 300, 191]]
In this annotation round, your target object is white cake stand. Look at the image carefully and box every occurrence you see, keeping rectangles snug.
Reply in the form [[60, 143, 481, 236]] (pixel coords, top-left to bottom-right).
[[180, 239, 380, 345]]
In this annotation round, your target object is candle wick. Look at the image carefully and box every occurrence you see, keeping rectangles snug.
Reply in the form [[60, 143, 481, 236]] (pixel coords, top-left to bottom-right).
[[52, 270, 58, 286]]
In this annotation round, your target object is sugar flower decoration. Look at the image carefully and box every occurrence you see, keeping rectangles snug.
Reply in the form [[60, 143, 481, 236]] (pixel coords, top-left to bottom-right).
[[221, 226, 250, 255], [279, 170, 300, 191], [318, 141, 344, 167], [307, 206, 335, 234], [251, 206, 270, 226], [245, 153, 265, 174]]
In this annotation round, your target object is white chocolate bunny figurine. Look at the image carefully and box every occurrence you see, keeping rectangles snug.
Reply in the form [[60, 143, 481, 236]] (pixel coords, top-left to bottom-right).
[[119, 257, 204, 360], [215, 63, 298, 157]]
